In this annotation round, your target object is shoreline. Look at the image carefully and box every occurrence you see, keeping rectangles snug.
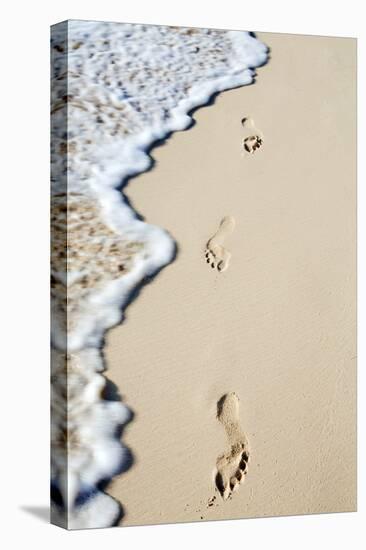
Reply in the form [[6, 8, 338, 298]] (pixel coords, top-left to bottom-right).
[[51, 22, 268, 528]]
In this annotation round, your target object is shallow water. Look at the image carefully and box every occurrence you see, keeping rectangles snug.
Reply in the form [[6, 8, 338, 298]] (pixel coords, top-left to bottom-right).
[[50, 19, 268, 529]]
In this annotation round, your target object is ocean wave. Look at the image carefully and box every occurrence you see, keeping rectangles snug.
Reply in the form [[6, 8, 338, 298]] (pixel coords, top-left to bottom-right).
[[50, 19, 268, 529]]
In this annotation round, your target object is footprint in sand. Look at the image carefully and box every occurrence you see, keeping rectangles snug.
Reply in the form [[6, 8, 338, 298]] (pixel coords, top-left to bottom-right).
[[214, 392, 250, 500], [241, 116, 263, 154], [205, 216, 235, 272]]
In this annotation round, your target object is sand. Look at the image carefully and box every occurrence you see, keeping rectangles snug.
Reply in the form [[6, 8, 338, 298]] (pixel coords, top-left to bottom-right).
[[105, 32, 357, 526]]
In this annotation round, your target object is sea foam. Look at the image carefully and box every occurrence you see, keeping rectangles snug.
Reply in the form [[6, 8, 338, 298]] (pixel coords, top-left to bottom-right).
[[51, 20, 268, 529]]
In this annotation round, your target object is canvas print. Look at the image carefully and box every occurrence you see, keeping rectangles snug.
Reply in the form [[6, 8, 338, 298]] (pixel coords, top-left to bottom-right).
[[50, 20, 356, 529]]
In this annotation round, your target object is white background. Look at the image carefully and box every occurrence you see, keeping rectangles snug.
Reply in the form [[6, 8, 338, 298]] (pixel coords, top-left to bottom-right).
[[1, 0, 364, 548]]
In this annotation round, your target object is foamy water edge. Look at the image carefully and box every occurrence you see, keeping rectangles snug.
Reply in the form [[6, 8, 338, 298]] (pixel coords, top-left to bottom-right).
[[51, 21, 268, 529]]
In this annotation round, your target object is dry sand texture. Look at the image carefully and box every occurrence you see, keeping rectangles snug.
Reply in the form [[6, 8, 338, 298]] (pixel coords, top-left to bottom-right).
[[106, 32, 356, 526]]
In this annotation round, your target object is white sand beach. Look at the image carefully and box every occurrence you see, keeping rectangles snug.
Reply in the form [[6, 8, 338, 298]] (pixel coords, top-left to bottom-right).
[[103, 32, 357, 526]]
